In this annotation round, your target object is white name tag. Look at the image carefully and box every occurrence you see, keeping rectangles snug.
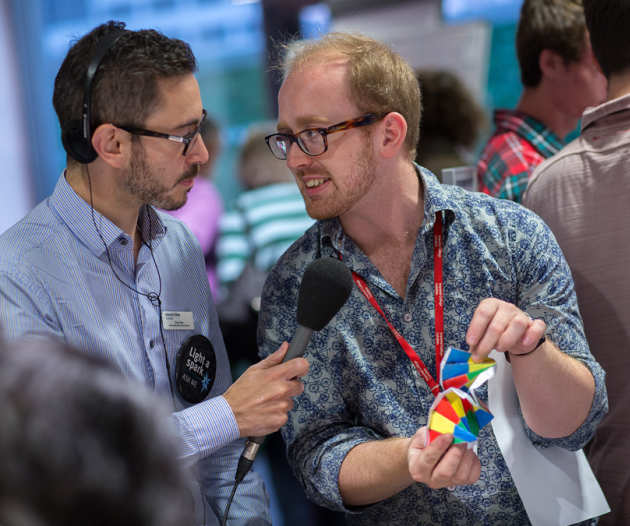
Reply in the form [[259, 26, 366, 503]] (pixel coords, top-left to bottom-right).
[[161, 311, 194, 330]]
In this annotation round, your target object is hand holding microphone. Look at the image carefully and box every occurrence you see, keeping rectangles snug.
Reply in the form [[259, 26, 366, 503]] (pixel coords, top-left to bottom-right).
[[222, 341, 307, 438], [229, 257, 354, 482]]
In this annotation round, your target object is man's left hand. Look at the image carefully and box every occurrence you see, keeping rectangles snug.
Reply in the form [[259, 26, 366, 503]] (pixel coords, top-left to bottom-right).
[[465, 298, 545, 361]]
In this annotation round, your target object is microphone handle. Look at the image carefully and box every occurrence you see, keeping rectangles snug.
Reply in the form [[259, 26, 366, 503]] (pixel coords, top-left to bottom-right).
[[284, 324, 313, 361], [236, 324, 314, 482]]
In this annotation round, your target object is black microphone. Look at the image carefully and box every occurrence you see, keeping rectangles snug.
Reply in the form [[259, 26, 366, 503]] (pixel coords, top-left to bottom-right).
[[234, 257, 354, 482]]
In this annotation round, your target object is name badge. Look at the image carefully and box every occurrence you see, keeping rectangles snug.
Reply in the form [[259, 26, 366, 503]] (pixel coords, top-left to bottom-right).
[[162, 311, 194, 330]]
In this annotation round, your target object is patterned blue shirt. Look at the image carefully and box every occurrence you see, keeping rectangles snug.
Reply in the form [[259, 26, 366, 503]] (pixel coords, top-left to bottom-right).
[[0, 175, 270, 526], [258, 167, 607, 525]]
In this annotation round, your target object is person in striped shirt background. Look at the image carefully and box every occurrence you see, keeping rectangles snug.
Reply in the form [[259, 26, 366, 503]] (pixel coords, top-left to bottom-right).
[[216, 123, 315, 300]]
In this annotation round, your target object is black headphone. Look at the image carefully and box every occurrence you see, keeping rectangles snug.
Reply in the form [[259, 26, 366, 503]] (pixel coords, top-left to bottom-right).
[[62, 28, 126, 164]]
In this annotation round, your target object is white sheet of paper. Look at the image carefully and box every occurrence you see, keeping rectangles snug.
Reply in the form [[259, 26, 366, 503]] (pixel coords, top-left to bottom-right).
[[487, 350, 609, 526]]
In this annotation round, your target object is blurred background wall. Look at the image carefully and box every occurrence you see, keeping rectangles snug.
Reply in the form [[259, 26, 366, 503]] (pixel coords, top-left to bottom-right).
[[0, 0, 524, 232]]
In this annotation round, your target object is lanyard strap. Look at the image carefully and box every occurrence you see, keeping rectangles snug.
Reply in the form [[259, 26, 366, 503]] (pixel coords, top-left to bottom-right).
[[348, 211, 444, 397]]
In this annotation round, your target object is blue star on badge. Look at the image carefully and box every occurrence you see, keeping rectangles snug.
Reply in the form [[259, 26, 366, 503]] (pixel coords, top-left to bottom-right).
[[201, 373, 211, 392]]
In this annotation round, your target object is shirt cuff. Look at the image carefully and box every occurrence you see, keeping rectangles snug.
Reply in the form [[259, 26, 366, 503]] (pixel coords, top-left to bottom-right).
[[173, 395, 240, 464]]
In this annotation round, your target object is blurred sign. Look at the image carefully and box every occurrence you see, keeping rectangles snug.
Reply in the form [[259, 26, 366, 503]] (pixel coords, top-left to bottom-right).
[[443, 0, 523, 24]]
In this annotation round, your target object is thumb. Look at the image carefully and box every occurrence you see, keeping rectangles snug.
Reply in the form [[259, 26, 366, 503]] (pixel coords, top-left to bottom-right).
[[410, 426, 430, 450], [255, 342, 289, 369]]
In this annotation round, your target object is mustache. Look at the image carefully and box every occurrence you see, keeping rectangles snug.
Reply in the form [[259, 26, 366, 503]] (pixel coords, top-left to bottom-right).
[[176, 164, 199, 183]]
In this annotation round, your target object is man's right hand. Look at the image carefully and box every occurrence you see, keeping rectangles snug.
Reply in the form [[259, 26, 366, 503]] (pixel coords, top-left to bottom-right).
[[222, 342, 309, 437], [407, 426, 481, 489]]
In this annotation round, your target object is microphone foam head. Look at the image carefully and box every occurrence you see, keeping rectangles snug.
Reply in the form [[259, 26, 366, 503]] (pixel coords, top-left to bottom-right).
[[297, 257, 353, 331]]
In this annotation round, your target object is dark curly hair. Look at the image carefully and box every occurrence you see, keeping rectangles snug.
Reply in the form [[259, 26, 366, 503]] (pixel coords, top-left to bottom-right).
[[414, 70, 485, 168], [53, 21, 197, 162]]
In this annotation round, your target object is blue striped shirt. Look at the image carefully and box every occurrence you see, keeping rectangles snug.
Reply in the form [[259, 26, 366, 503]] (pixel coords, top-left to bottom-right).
[[0, 174, 270, 525], [217, 183, 315, 295]]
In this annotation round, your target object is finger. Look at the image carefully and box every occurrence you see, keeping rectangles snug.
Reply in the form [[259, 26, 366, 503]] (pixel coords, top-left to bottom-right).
[[273, 356, 309, 380], [520, 318, 546, 349], [418, 433, 453, 468], [452, 447, 480, 486], [466, 298, 500, 348], [254, 342, 289, 369], [475, 308, 516, 357], [409, 433, 453, 483], [284, 377, 305, 398], [431, 443, 467, 487], [409, 426, 429, 449], [495, 311, 530, 353]]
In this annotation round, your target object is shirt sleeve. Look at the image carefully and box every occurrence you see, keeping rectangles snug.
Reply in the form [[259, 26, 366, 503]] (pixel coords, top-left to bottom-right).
[[0, 269, 63, 341], [509, 209, 608, 450], [172, 396, 240, 464]]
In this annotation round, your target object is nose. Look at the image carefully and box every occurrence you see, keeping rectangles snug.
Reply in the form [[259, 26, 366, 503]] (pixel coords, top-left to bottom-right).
[[187, 133, 209, 164], [286, 140, 312, 172]]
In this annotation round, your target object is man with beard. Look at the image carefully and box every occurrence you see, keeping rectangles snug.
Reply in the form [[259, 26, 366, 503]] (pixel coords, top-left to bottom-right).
[[258, 33, 607, 525], [0, 21, 308, 525]]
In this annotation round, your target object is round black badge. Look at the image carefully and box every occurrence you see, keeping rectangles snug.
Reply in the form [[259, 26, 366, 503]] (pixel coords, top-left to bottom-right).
[[175, 335, 216, 404]]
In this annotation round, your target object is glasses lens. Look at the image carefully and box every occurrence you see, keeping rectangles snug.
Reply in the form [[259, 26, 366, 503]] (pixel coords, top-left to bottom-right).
[[297, 129, 325, 156], [183, 111, 207, 156], [269, 135, 290, 160]]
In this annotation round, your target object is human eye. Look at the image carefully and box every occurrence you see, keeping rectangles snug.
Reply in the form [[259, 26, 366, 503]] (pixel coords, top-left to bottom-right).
[[299, 128, 322, 144]]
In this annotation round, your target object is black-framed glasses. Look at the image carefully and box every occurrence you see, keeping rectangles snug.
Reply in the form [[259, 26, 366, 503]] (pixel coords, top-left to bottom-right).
[[116, 109, 207, 156], [265, 113, 385, 160]]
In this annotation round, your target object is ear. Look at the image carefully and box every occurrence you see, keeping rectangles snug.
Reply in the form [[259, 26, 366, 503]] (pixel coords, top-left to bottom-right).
[[376, 112, 407, 159], [539, 49, 565, 80], [91, 124, 130, 169]]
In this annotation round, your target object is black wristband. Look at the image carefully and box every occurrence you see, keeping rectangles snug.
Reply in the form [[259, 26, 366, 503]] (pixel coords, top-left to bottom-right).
[[506, 336, 546, 362]]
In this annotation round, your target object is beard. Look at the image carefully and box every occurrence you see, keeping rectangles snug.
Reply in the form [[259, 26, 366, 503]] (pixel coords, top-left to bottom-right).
[[299, 136, 376, 220], [123, 142, 197, 210]]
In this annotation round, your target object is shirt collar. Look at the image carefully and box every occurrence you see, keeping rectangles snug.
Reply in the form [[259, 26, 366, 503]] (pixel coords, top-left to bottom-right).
[[493, 109, 564, 157], [319, 164, 457, 258], [49, 173, 167, 257], [581, 93, 630, 131]]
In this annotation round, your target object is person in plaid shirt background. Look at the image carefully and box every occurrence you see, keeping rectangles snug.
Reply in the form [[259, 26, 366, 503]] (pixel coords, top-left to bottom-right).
[[476, 0, 606, 203]]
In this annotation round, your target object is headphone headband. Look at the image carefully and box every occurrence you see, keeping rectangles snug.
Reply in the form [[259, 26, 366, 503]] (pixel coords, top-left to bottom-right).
[[62, 27, 126, 164], [81, 28, 126, 142]]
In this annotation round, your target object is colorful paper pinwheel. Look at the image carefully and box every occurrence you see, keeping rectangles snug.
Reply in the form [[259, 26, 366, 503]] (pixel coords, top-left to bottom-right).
[[426, 347, 496, 445], [439, 347, 496, 392]]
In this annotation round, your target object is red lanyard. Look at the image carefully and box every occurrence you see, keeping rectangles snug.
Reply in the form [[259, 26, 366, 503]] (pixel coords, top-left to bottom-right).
[[348, 211, 444, 397]]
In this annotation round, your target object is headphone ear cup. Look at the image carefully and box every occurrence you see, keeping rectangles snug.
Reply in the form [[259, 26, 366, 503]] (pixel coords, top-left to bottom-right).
[[62, 120, 97, 164]]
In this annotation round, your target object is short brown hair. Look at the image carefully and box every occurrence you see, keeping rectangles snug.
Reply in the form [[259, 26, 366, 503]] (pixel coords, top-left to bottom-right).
[[517, 0, 587, 87], [281, 33, 421, 160], [53, 21, 197, 163], [238, 123, 293, 189], [583, 0, 630, 78]]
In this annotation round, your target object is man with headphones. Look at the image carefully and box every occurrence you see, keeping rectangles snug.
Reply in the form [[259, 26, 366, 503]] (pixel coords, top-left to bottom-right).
[[0, 21, 308, 525]]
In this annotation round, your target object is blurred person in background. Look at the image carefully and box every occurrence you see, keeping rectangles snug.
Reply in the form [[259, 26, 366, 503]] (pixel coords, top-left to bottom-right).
[[476, 0, 606, 202], [164, 114, 224, 296], [414, 69, 485, 179], [217, 123, 314, 299], [216, 123, 314, 367], [524, 0, 630, 522], [0, 21, 309, 525], [0, 336, 195, 526]]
